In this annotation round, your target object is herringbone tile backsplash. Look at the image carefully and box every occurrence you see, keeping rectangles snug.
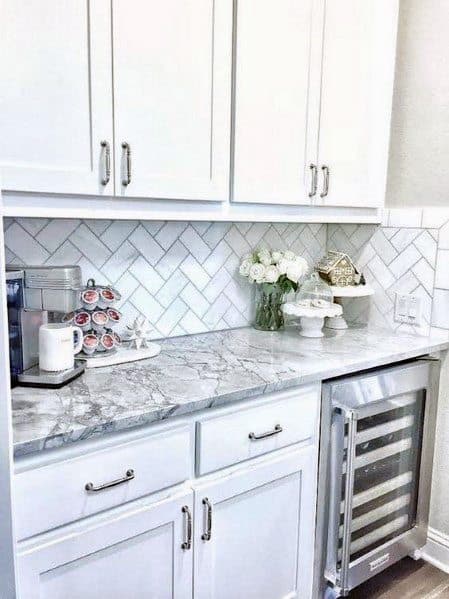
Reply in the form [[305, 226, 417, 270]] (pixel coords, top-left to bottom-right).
[[328, 212, 449, 336], [5, 209, 449, 339], [3, 218, 326, 338]]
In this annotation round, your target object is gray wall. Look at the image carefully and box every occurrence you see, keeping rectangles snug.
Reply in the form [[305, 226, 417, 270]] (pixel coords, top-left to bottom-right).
[[386, 0, 449, 550], [387, 0, 449, 207]]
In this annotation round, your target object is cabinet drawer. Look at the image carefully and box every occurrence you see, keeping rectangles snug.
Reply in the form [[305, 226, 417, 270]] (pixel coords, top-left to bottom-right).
[[14, 423, 192, 540], [196, 384, 319, 475]]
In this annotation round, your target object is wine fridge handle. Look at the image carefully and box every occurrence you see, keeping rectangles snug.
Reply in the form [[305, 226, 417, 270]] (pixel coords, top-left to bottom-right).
[[339, 409, 357, 594]]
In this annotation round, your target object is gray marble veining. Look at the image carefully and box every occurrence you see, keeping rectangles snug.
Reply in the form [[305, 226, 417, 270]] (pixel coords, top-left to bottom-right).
[[12, 326, 449, 457]]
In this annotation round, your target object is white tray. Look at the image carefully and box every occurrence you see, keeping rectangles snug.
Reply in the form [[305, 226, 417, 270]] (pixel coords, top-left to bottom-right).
[[78, 344, 161, 368]]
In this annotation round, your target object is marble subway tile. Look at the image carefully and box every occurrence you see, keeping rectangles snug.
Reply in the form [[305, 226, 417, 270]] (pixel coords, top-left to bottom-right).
[[435, 251, 449, 290], [4, 223, 50, 264], [388, 209, 422, 228], [432, 289, 449, 329]]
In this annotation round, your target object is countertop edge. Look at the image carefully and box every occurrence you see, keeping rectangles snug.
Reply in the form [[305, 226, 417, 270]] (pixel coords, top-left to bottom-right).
[[13, 336, 448, 459]]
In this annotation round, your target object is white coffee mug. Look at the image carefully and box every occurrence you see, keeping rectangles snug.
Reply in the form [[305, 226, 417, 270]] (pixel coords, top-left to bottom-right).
[[39, 323, 83, 372]]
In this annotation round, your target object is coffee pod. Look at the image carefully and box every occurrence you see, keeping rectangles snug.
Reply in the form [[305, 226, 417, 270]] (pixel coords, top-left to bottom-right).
[[98, 288, 116, 309], [74, 311, 91, 332], [99, 332, 115, 352], [81, 288, 99, 311], [106, 307, 122, 324], [91, 310, 109, 331], [83, 333, 99, 355]]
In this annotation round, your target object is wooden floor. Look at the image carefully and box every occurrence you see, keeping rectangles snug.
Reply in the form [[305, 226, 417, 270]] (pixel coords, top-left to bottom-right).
[[348, 558, 449, 598]]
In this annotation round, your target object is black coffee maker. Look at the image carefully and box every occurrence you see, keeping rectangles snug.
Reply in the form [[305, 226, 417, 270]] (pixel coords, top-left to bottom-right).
[[6, 270, 26, 387]]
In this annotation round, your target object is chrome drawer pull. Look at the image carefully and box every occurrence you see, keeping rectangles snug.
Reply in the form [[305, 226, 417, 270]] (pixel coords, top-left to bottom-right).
[[248, 424, 283, 441], [309, 163, 318, 197], [85, 469, 135, 493], [121, 141, 131, 186], [320, 165, 330, 198], [100, 140, 111, 186], [181, 505, 192, 550], [201, 497, 212, 541]]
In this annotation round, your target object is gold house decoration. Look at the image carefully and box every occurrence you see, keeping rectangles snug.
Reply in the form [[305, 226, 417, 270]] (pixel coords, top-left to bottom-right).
[[316, 251, 361, 287]]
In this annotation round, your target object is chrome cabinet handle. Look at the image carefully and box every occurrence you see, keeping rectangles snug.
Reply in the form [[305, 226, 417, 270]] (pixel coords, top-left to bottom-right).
[[181, 505, 192, 550], [201, 497, 212, 541], [249, 424, 283, 441], [85, 469, 135, 493], [100, 140, 111, 186], [320, 165, 330, 198], [121, 142, 131, 186], [309, 164, 318, 197]]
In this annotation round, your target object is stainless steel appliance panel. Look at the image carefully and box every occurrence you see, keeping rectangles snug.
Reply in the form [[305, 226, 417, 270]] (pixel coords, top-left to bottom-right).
[[321, 359, 440, 597]]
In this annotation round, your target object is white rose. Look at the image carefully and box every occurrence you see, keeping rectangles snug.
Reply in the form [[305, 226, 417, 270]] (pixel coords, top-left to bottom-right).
[[277, 258, 290, 275], [259, 255, 272, 266], [249, 263, 266, 283], [284, 250, 295, 261], [264, 265, 280, 284], [239, 259, 252, 277], [286, 262, 303, 283], [271, 251, 283, 264]]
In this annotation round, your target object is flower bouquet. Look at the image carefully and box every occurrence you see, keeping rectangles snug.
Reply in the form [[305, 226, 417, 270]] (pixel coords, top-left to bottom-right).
[[239, 249, 308, 330]]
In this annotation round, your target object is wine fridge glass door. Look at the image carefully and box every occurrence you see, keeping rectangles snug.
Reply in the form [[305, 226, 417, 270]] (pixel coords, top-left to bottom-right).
[[327, 390, 426, 592]]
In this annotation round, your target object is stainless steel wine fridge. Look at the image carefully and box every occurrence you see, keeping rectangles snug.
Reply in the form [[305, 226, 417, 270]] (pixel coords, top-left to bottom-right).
[[318, 359, 440, 598]]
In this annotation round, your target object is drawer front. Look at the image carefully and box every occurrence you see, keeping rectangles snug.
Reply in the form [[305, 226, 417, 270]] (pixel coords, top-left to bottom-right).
[[15, 423, 192, 540], [196, 384, 319, 475]]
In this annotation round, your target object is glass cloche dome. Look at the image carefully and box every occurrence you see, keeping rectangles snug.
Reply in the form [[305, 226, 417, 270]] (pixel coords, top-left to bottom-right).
[[295, 272, 334, 308]]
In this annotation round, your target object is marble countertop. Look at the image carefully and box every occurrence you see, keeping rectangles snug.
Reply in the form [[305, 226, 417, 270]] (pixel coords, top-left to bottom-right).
[[12, 326, 449, 458]]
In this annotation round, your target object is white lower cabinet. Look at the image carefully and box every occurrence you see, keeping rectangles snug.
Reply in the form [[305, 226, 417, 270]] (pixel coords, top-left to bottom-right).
[[15, 390, 319, 599], [193, 448, 316, 599], [17, 489, 193, 599]]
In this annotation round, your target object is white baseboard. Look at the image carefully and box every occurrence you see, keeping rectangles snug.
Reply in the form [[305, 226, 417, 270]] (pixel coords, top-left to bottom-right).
[[422, 527, 449, 574]]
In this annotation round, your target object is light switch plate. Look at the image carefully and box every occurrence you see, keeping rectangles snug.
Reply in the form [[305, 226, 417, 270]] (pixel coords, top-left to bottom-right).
[[394, 293, 422, 325]]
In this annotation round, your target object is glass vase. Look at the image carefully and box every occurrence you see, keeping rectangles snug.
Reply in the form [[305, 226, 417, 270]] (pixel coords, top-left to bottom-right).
[[253, 283, 285, 331]]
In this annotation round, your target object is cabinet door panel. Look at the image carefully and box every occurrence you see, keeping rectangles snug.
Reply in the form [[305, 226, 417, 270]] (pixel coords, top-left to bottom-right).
[[0, 0, 113, 195], [232, 0, 320, 205], [112, 0, 232, 201], [194, 449, 317, 599], [18, 490, 193, 599], [317, 0, 399, 207]]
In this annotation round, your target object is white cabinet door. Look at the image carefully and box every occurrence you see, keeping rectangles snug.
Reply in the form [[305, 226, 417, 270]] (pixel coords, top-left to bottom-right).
[[194, 448, 317, 599], [17, 490, 193, 599], [0, 1, 113, 195], [112, 0, 232, 202], [232, 0, 322, 205], [316, 0, 399, 207]]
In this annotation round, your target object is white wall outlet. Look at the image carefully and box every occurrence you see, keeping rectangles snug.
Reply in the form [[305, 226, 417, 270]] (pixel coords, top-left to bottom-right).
[[394, 293, 422, 325]]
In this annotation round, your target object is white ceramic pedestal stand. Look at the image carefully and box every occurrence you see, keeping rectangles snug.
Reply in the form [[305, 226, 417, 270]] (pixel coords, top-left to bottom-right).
[[325, 284, 374, 330], [283, 303, 343, 338]]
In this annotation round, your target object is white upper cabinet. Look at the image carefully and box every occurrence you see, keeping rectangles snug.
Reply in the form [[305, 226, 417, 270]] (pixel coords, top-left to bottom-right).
[[0, 0, 113, 195], [0, 0, 398, 213], [232, 0, 399, 209], [112, 0, 232, 201], [232, 0, 320, 205], [316, 0, 399, 207]]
